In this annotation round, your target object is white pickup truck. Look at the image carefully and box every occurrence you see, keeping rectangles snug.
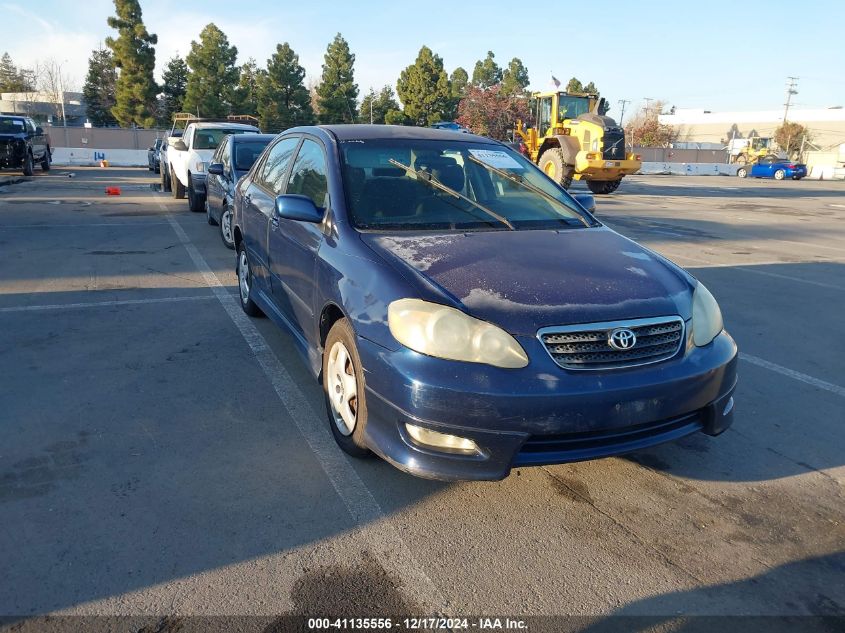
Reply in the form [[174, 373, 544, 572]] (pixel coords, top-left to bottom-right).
[[162, 118, 260, 212]]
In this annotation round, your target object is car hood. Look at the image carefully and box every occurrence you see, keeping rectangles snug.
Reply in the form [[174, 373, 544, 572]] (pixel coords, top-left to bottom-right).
[[360, 227, 695, 335]]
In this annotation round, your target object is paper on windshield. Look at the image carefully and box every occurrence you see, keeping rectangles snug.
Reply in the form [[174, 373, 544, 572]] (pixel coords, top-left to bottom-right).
[[468, 148, 524, 170]]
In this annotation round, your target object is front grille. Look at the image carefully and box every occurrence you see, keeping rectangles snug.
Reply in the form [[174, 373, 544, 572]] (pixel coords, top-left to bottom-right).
[[514, 410, 703, 465], [538, 316, 684, 370], [602, 129, 626, 160]]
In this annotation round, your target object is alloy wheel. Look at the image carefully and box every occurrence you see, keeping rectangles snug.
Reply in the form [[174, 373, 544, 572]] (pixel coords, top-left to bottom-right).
[[327, 341, 358, 436]]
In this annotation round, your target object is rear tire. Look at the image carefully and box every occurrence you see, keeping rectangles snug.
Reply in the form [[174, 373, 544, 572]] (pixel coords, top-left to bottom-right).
[[323, 318, 371, 458], [774, 169, 785, 180], [172, 170, 185, 199], [22, 152, 33, 176], [737, 167, 748, 178], [735, 155, 747, 165], [236, 243, 263, 317], [41, 150, 50, 171]]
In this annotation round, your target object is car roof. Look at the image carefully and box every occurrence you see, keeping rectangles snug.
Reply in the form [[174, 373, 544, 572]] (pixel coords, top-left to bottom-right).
[[230, 133, 276, 143], [287, 124, 496, 144], [190, 122, 260, 130], [0, 115, 26, 120]]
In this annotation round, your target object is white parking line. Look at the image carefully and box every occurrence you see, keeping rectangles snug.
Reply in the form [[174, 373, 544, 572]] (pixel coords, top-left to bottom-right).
[[740, 353, 845, 398], [0, 222, 172, 229], [0, 294, 215, 313], [157, 197, 447, 614]]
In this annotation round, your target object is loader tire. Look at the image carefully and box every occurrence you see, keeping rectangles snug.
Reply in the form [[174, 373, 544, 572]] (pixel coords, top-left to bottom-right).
[[538, 148, 574, 189]]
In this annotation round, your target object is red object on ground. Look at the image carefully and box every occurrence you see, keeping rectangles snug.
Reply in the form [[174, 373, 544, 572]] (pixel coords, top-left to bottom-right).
[[105, 187, 121, 196]]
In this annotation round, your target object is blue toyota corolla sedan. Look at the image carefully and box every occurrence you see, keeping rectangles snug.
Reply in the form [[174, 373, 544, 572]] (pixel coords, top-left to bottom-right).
[[232, 125, 737, 481]]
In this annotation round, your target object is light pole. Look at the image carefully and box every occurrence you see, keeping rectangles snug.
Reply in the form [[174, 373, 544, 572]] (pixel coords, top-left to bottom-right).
[[57, 59, 68, 127]]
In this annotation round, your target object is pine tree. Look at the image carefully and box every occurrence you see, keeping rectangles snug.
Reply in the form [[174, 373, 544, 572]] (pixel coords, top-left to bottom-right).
[[565, 77, 584, 93], [82, 47, 118, 126], [450, 67, 469, 99], [501, 58, 529, 96], [0, 52, 34, 92], [183, 23, 239, 118], [471, 51, 502, 89], [160, 56, 189, 124], [358, 85, 400, 124], [232, 58, 264, 117], [257, 43, 314, 133], [105, 0, 158, 127], [396, 46, 451, 126], [316, 33, 358, 124]]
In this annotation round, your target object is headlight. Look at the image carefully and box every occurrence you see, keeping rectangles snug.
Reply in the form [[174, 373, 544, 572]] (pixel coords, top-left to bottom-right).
[[387, 298, 528, 368], [691, 283, 723, 347], [194, 161, 206, 172]]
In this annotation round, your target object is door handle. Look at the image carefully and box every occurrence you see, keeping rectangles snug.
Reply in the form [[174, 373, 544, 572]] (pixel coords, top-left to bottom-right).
[[271, 217, 280, 230], [244, 194, 251, 204]]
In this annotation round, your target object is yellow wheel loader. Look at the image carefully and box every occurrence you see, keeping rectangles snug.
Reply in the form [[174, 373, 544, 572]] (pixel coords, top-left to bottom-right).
[[515, 91, 641, 194]]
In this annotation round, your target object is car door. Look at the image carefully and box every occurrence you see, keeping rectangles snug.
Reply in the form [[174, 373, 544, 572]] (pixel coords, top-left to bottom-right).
[[27, 119, 46, 159], [241, 135, 301, 304], [268, 137, 329, 335], [752, 156, 772, 178]]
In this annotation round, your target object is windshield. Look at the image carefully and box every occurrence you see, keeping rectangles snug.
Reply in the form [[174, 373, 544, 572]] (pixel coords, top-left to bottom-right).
[[558, 95, 591, 120], [340, 139, 594, 232], [193, 128, 257, 150], [233, 139, 272, 170], [0, 118, 26, 134]]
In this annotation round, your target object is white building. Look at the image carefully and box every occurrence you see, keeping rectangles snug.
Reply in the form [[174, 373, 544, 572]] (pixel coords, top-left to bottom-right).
[[659, 107, 845, 150]]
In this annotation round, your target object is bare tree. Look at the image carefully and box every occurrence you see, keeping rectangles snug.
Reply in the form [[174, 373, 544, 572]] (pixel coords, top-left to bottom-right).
[[37, 58, 74, 124]]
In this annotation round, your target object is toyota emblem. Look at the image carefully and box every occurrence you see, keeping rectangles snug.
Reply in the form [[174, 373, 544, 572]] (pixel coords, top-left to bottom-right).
[[608, 328, 636, 350]]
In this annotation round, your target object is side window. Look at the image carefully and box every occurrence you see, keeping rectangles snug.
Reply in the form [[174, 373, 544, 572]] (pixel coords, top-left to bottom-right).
[[285, 139, 329, 209], [26, 119, 36, 133], [185, 126, 194, 149], [220, 139, 231, 171], [257, 136, 300, 194]]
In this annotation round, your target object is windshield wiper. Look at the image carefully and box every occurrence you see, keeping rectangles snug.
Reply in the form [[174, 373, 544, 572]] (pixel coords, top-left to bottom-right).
[[466, 154, 591, 228], [388, 158, 515, 230]]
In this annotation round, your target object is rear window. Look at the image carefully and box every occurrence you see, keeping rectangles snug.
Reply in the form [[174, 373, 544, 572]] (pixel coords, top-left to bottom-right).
[[0, 118, 26, 134], [233, 139, 272, 170], [193, 128, 257, 150]]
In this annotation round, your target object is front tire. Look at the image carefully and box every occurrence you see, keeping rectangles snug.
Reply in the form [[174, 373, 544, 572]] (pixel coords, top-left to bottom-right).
[[323, 318, 370, 458], [737, 167, 748, 178], [236, 243, 263, 317], [538, 148, 574, 189], [219, 206, 235, 250], [188, 180, 204, 212], [774, 169, 785, 180], [161, 164, 171, 192], [22, 152, 33, 177]]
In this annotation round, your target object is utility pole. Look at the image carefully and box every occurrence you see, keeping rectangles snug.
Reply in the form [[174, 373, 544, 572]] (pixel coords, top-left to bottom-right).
[[618, 99, 630, 125], [783, 76, 798, 122], [643, 97, 653, 114]]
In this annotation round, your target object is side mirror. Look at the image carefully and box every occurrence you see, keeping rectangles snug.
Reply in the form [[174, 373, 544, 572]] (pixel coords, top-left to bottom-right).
[[573, 193, 596, 213], [148, 146, 155, 151], [207, 163, 224, 176], [274, 194, 323, 223], [35, 126, 44, 135], [172, 139, 188, 151]]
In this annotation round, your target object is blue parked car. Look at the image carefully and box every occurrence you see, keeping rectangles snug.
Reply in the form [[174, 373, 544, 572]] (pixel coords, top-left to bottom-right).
[[233, 125, 737, 481], [206, 133, 275, 248], [737, 156, 807, 180]]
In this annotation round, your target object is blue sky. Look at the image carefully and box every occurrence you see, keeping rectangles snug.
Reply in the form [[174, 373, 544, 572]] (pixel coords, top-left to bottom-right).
[[5, 0, 844, 119]]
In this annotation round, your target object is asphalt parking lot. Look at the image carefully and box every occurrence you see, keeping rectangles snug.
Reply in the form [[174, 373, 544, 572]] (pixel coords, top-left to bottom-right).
[[1, 168, 843, 626]]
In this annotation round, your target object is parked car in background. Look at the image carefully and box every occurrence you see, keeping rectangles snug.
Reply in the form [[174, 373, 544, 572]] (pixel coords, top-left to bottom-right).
[[430, 121, 470, 133], [159, 129, 182, 192], [163, 120, 260, 212], [737, 156, 807, 180], [147, 138, 162, 173], [0, 115, 51, 176], [206, 133, 275, 249], [232, 125, 737, 481]]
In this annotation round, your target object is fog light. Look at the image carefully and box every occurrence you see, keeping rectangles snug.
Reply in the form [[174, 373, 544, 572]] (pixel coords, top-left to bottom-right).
[[404, 423, 480, 455]]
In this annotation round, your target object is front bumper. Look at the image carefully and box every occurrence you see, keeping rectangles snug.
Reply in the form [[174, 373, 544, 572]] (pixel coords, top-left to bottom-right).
[[357, 329, 737, 481]]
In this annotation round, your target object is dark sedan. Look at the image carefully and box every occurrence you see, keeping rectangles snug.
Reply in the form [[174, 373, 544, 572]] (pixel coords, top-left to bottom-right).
[[232, 125, 737, 481], [206, 133, 275, 248]]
